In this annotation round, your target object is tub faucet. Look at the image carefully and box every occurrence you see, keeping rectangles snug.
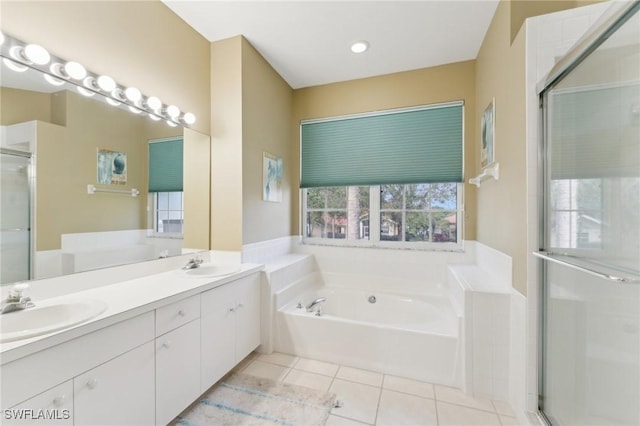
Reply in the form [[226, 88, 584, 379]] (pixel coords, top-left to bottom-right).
[[1, 284, 35, 315], [306, 297, 326, 312], [182, 257, 203, 270]]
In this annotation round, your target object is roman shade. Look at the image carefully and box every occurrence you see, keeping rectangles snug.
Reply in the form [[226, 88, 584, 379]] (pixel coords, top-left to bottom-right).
[[300, 102, 463, 188], [148, 138, 183, 192]]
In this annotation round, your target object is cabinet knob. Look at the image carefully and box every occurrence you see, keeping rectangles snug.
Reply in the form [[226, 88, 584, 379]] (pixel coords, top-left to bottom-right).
[[178, 310, 186, 317], [52, 395, 66, 407], [86, 379, 98, 390], [163, 340, 172, 348]]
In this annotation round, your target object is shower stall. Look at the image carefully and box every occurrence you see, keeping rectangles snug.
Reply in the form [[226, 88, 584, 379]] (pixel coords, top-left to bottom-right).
[[0, 148, 32, 284], [537, 2, 639, 425]]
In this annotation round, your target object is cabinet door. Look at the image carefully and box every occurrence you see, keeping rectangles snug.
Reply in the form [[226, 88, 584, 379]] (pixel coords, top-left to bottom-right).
[[200, 282, 237, 391], [235, 274, 261, 360], [74, 341, 155, 426], [6, 381, 73, 426], [156, 319, 201, 426]]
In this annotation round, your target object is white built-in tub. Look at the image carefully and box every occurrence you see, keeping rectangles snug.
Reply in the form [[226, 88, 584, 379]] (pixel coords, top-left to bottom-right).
[[275, 284, 462, 386]]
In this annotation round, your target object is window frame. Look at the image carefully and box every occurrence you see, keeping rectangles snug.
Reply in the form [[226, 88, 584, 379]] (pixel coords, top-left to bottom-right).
[[301, 183, 464, 251], [151, 190, 184, 238]]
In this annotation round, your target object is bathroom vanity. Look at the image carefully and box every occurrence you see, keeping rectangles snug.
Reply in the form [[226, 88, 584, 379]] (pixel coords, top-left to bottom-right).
[[0, 264, 262, 425]]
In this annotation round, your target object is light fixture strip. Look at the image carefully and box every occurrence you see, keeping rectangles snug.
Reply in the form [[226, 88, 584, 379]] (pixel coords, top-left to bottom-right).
[[0, 32, 195, 127]]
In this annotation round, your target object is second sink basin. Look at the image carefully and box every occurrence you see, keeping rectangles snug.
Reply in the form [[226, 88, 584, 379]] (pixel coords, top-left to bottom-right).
[[0, 299, 108, 343], [184, 264, 241, 278]]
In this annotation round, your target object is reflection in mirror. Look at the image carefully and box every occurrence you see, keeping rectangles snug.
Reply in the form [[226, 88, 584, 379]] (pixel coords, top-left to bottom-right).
[[0, 61, 210, 286]]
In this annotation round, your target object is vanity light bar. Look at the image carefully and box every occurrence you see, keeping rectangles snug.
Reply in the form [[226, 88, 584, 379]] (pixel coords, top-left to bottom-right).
[[0, 32, 196, 127]]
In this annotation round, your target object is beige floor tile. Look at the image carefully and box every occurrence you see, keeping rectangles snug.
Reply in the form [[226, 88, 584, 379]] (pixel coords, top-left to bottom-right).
[[336, 366, 384, 387], [434, 384, 496, 412], [242, 360, 289, 381], [283, 368, 334, 392], [326, 414, 372, 426], [330, 379, 381, 425], [492, 400, 516, 416], [294, 357, 340, 377], [437, 401, 502, 426], [383, 375, 435, 399], [376, 389, 438, 426], [499, 415, 521, 425], [255, 352, 298, 367]]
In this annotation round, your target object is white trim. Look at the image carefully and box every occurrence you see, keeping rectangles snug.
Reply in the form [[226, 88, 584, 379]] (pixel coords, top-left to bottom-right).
[[300, 100, 464, 125]]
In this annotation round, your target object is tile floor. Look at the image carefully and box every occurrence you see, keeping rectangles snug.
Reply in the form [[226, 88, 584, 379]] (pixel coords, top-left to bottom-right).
[[235, 352, 521, 426]]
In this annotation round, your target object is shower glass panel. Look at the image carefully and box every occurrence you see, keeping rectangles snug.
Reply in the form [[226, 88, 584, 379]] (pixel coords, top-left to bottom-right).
[[540, 4, 640, 426], [0, 151, 31, 284]]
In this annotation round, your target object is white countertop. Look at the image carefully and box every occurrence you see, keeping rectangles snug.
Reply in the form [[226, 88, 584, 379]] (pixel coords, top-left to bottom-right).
[[0, 263, 263, 364]]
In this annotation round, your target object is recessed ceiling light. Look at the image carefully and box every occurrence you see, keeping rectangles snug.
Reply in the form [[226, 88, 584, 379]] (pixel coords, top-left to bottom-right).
[[351, 40, 369, 54]]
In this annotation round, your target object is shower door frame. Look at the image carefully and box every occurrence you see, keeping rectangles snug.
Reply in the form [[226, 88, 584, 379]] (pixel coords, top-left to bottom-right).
[[536, 2, 640, 424], [1, 147, 35, 283]]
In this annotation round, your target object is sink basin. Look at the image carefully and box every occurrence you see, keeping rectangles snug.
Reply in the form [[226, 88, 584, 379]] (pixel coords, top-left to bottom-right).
[[0, 299, 107, 343], [183, 264, 241, 278]]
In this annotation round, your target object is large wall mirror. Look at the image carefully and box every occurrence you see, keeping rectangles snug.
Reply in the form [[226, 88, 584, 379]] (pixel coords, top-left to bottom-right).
[[0, 54, 211, 286]]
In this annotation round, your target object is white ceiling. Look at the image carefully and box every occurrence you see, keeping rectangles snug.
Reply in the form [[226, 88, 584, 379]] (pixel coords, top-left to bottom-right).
[[163, 0, 500, 89]]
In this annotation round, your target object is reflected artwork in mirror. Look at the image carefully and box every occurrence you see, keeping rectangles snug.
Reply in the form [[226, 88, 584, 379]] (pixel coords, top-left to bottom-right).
[[0, 33, 211, 286]]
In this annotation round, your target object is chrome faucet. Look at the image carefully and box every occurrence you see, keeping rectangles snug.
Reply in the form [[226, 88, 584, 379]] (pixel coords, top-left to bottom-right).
[[182, 257, 203, 270], [1, 284, 35, 315], [305, 297, 326, 312]]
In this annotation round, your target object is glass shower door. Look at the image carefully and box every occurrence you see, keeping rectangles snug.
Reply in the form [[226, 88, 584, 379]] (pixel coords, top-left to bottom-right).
[[0, 150, 32, 284], [539, 4, 640, 425]]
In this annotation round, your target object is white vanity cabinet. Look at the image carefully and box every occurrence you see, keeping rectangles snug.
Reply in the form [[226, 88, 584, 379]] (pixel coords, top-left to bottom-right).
[[73, 341, 155, 426], [200, 274, 260, 389], [154, 296, 201, 426], [5, 381, 73, 425]]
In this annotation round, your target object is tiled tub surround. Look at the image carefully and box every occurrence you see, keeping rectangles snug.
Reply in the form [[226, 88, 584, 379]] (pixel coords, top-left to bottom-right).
[[0, 253, 262, 425]]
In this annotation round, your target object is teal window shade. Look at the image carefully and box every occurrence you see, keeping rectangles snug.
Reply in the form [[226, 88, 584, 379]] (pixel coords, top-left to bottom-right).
[[148, 138, 183, 192], [300, 103, 463, 188]]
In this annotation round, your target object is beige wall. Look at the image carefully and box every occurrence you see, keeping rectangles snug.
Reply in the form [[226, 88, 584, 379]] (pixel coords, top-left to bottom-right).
[[241, 38, 293, 245], [0, 88, 51, 125], [1, 1, 211, 136], [183, 128, 211, 250], [210, 36, 294, 250], [291, 61, 478, 240]]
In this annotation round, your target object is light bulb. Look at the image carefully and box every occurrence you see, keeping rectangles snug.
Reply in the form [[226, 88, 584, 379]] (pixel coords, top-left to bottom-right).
[[111, 88, 126, 102], [106, 98, 121, 107], [3, 58, 28, 72], [24, 44, 50, 65], [44, 74, 65, 86], [146, 96, 162, 111], [166, 105, 180, 118], [183, 112, 196, 125], [149, 114, 162, 121], [97, 75, 116, 92], [77, 86, 94, 97], [49, 63, 65, 78], [125, 87, 141, 102], [65, 61, 86, 80], [83, 76, 99, 91], [350, 41, 369, 54], [128, 106, 142, 114], [166, 120, 178, 127]]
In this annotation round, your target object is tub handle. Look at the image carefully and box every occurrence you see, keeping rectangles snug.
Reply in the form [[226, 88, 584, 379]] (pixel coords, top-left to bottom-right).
[[368, 295, 377, 304]]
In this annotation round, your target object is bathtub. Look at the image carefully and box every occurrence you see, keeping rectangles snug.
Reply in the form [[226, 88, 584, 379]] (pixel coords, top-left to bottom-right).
[[274, 284, 462, 386]]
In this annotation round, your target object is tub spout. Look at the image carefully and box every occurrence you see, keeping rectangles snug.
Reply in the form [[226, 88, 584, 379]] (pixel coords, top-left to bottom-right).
[[305, 297, 326, 312]]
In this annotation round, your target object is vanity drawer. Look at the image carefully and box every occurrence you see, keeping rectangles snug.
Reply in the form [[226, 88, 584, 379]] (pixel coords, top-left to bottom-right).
[[155, 295, 200, 336]]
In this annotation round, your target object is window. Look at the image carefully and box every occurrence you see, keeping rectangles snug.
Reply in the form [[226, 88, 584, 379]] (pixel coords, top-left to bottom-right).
[[148, 137, 184, 235], [300, 101, 464, 249], [154, 191, 184, 234], [303, 183, 461, 248]]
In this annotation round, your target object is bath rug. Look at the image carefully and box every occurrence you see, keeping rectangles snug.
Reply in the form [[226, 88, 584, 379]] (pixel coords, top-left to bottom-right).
[[172, 373, 336, 426]]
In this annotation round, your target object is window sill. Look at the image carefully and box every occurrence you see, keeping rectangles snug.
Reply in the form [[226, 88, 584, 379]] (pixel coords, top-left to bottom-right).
[[300, 238, 465, 253]]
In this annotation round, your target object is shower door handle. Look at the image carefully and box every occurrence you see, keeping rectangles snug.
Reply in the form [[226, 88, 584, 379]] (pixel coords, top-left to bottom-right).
[[533, 251, 639, 284]]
